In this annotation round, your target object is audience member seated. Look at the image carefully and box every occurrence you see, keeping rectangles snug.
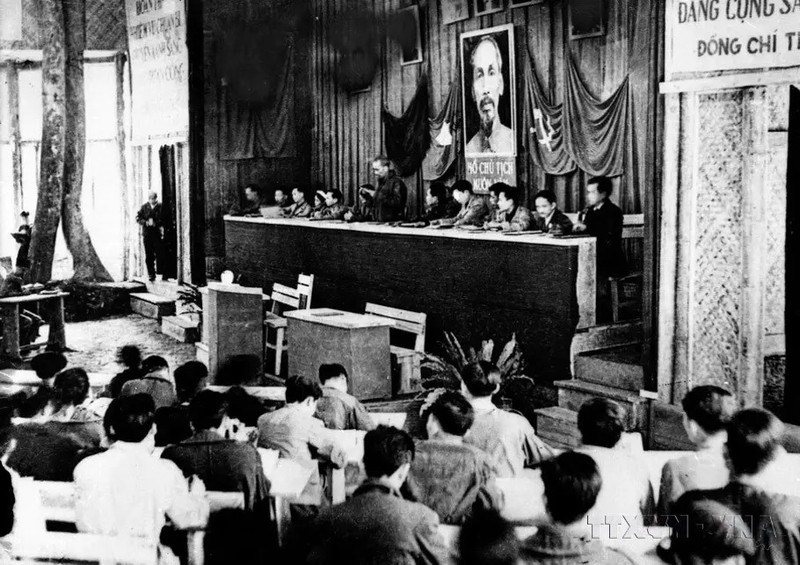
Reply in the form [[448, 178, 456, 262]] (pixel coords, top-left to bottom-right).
[[73, 394, 209, 547], [665, 498, 754, 565], [312, 189, 347, 220], [120, 355, 177, 409], [461, 361, 554, 477], [42, 368, 104, 449], [285, 187, 313, 218], [257, 375, 346, 506], [520, 451, 636, 564], [433, 180, 489, 227], [533, 190, 573, 235], [303, 426, 449, 564], [407, 391, 501, 524], [204, 507, 269, 565], [657, 385, 735, 517], [225, 386, 266, 429], [344, 185, 376, 222], [674, 408, 800, 565], [17, 351, 67, 418], [155, 360, 208, 447], [314, 363, 375, 431], [576, 398, 655, 529], [484, 184, 531, 232], [458, 509, 521, 565], [7, 420, 85, 481], [105, 345, 144, 399], [162, 390, 270, 512]]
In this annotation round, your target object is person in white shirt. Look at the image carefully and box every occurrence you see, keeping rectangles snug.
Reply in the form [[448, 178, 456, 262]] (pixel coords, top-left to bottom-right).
[[73, 394, 208, 543]]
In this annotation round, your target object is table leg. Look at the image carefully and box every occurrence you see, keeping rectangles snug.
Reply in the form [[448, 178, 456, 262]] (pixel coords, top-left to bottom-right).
[[47, 297, 66, 351], [0, 304, 21, 361]]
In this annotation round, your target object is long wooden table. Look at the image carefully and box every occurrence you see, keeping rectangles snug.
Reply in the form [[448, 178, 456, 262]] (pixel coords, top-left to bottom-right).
[[225, 217, 596, 382], [0, 292, 68, 361]]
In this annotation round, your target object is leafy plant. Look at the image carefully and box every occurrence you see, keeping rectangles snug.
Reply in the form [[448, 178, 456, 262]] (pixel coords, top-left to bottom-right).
[[176, 283, 202, 313]]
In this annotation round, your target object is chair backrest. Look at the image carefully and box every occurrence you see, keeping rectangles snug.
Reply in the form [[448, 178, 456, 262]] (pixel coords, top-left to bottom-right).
[[297, 273, 314, 309], [270, 283, 301, 313], [364, 303, 426, 353]]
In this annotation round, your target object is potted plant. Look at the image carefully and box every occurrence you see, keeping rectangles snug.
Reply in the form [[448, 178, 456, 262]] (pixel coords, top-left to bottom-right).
[[176, 283, 202, 327]]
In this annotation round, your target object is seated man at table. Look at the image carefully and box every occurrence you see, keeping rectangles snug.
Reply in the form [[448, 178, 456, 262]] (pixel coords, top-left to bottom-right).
[[433, 180, 489, 227], [407, 391, 501, 524], [161, 390, 270, 512], [304, 425, 449, 564], [484, 184, 531, 232], [462, 361, 554, 477], [257, 375, 346, 506], [674, 408, 800, 565], [419, 182, 452, 224], [120, 355, 177, 409], [344, 185, 376, 222], [74, 394, 209, 549], [521, 451, 636, 564], [576, 398, 655, 531], [284, 187, 313, 219], [311, 189, 347, 221], [315, 363, 375, 431], [229, 184, 264, 217], [533, 190, 573, 235], [667, 498, 755, 565], [657, 385, 735, 517], [17, 351, 67, 418]]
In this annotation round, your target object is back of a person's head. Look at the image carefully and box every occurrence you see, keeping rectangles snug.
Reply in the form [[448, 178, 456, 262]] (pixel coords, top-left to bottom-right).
[[215, 354, 261, 386], [189, 390, 228, 431], [461, 361, 500, 398], [285, 374, 322, 404], [318, 363, 347, 385], [119, 345, 142, 369], [670, 498, 755, 563], [540, 451, 602, 525], [726, 408, 784, 477], [108, 394, 156, 442], [577, 398, 626, 448], [458, 509, 520, 565], [53, 368, 90, 407], [174, 361, 208, 402], [363, 425, 415, 479], [30, 352, 67, 380], [225, 387, 266, 427], [682, 385, 735, 434], [142, 355, 169, 375], [427, 391, 474, 437]]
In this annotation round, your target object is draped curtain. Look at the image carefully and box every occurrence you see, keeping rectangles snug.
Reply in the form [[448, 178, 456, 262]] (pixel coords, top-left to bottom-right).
[[382, 75, 430, 177], [422, 79, 461, 181]]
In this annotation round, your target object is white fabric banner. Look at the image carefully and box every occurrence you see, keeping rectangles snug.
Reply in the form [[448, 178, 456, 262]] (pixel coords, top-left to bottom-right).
[[666, 0, 800, 77], [0, 0, 22, 41], [125, 0, 189, 144]]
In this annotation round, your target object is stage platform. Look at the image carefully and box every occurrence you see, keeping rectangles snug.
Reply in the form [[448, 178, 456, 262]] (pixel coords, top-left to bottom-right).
[[224, 217, 597, 382]]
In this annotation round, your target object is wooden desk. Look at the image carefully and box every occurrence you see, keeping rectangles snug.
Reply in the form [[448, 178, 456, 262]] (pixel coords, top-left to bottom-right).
[[225, 217, 596, 382], [0, 369, 112, 392], [0, 292, 68, 361]]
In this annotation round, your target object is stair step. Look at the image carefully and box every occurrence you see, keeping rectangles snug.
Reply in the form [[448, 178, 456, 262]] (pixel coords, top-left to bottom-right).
[[161, 316, 200, 343], [534, 406, 581, 449], [575, 344, 644, 391], [130, 293, 175, 320], [554, 379, 649, 432]]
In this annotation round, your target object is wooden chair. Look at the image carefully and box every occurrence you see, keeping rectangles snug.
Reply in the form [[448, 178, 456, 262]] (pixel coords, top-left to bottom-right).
[[264, 274, 314, 378], [364, 303, 426, 394], [609, 272, 643, 323]]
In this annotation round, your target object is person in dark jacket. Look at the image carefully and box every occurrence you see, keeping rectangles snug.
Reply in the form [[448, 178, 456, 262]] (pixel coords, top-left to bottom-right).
[[154, 360, 207, 447], [17, 351, 67, 418], [344, 185, 376, 223], [368, 156, 407, 222], [120, 355, 177, 409], [12, 211, 31, 270], [105, 345, 143, 399], [303, 425, 449, 564], [573, 176, 626, 277], [407, 391, 501, 525], [228, 184, 264, 217], [667, 498, 754, 565], [459, 510, 520, 565], [314, 363, 375, 432], [161, 390, 270, 512], [533, 190, 573, 235], [419, 182, 452, 224], [136, 192, 163, 281]]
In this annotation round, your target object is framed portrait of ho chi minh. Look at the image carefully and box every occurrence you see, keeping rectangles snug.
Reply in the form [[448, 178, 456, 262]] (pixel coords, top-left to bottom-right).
[[460, 24, 517, 157]]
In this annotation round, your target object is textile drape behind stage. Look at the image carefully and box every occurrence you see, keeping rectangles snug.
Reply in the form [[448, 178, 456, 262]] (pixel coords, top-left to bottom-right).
[[422, 79, 461, 181], [382, 76, 430, 177]]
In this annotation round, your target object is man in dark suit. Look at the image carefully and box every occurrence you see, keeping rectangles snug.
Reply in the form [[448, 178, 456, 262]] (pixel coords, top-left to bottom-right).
[[161, 389, 270, 512], [303, 426, 449, 564], [573, 176, 626, 278], [136, 191, 163, 281], [533, 190, 573, 235], [367, 156, 407, 222]]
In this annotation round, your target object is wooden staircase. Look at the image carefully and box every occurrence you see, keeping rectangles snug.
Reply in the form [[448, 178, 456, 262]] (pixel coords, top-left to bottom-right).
[[130, 278, 200, 344]]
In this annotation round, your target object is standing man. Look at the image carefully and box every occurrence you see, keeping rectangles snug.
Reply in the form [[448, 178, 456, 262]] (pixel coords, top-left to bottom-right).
[[12, 211, 31, 270], [366, 156, 407, 222], [136, 191, 163, 282]]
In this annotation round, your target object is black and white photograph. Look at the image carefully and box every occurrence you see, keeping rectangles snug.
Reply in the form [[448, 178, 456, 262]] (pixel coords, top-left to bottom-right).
[[461, 24, 517, 156], [0, 0, 797, 563]]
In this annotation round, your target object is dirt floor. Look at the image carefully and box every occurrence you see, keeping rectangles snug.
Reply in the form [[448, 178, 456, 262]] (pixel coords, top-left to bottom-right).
[[1, 314, 197, 374]]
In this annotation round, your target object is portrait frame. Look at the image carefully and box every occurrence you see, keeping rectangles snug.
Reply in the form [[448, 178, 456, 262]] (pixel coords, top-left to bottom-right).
[[442, 0, 470, 25], [460, 23, 517, 157], [473, 0, 504, 16], [397, 5, 423, 66], [568, 0, 605, 40], [509, 0, 542, 8]]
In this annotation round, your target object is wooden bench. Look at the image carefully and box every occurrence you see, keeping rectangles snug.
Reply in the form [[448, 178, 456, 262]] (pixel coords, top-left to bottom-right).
[[129, 292, 175, 321], [0, 292, 69, 362], [364, 303, 426, 394]]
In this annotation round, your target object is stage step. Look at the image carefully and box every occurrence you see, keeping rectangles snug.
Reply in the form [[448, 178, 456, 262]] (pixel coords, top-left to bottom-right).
[[130, 293, 175, 320], [574, 343, 644, 391], [195, 341, 209, 365], [534, 406, 581, 449], [554, 379, 649, 431], [132, 277, 182, 301], [161, 315, 200, 343]]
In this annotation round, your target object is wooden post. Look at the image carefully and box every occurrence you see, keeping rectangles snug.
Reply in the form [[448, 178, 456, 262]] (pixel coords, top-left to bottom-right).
[[47, 295, 67, 351], [8, 64, 23, 216], [116, 53, 131, 281], [0, 304, 21, 361]]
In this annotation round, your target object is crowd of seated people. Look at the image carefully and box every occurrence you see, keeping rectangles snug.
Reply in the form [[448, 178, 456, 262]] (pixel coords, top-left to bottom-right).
[[0, 342, 798, 565]]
